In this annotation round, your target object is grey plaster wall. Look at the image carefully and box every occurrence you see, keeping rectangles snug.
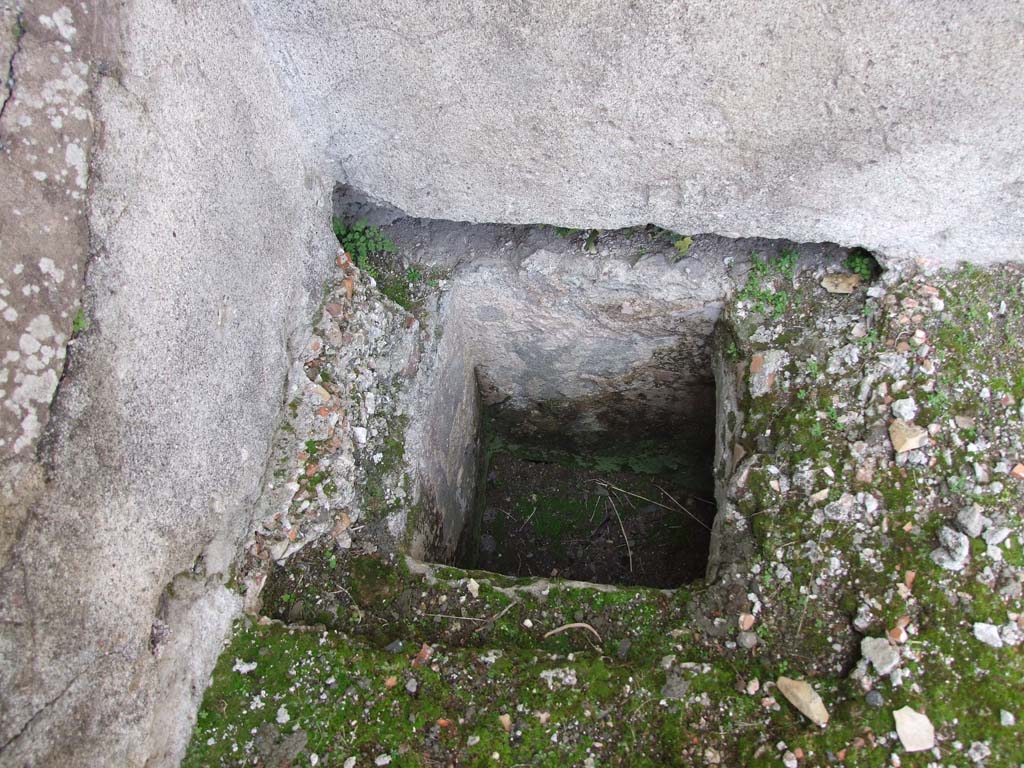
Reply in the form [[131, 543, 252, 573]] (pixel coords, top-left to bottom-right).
[[0, 1, 333, 766], [252, 0, 1024, 267]]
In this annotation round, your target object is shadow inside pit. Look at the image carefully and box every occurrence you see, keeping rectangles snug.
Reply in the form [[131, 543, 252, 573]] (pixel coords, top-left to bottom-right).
[[454, 398, 717, 589]]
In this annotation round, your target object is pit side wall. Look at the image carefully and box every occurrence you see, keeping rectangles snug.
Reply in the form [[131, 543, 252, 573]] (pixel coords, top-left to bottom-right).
[[0, 1, 333, 765], [404, 291, 483, 562], [706, 321, 756, 582]]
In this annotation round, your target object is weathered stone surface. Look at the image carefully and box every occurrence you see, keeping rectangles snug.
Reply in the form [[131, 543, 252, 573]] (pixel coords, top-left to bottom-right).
[[0, 0, 100, 466], [0, 2, 333, 766], [252, 1, 1024, 267], [889, 419, 929, 453], [861, 636, 900, 676], [776, 676, 829, 727], [749, 350, 789, 398], [891, 398, 918, 423], [893, 706, 936, 752], [931, 526, 971, 572], [974, 622, 1004, 649], [957, 504, 988, 538], [821, 273, 860, 295]]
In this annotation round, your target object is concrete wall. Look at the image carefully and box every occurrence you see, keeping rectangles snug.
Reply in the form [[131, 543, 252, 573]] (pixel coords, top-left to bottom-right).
[[252, 0, 1024, 267], [0, 1, 333, 765]]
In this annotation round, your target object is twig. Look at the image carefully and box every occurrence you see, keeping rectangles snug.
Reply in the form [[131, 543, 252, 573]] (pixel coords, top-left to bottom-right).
[[423, 613, 487, 623], [473, 599, 520, 634], [518, 506, 536, 532], [587, 513, 611, 540], [653, 484, 713, 531], [606, 493, 633, 572], [588, 480, 680, 516], [543, 622, 603, 643], [328, 586, 355, 601], [598, 483, 708, 532]]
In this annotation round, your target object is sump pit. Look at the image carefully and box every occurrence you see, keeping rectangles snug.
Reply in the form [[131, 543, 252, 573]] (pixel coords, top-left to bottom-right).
[[324, 195, 863, 591], [391, 217, 731, 590], [456, 413, 717, 588]]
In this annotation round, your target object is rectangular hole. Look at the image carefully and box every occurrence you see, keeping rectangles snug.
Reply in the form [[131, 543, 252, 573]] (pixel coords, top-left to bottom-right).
[[453, 375, 718, 588]]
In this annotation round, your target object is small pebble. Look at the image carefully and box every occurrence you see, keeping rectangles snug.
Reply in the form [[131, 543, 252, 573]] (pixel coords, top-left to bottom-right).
[[966, 742, 992, 763], [865, 690, 884, 708], [973, 622, 1003, 648], [738, 631, 758, 649]]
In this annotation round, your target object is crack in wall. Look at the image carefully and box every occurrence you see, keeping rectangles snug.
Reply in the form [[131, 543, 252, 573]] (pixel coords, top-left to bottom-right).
[[0, 10, 25, 146], [0, 647, 121, 754]]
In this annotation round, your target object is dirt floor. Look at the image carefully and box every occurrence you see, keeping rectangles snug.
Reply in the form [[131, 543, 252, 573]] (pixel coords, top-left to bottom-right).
[[460, 452, 716, 588]]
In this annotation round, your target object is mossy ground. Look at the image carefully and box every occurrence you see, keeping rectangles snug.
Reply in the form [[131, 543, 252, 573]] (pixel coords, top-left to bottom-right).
[[190, 260, 1024, 767]]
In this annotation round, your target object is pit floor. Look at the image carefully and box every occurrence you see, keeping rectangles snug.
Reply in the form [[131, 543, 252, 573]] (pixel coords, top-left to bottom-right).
[[463, 453, 716, 588]]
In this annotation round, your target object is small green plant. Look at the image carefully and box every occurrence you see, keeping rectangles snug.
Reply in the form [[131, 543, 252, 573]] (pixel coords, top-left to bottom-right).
[[583, 229, 600, 253], [332, 217, 396, 274], [843, 248, 879, 282], [405, 266, 422, 283], [671, 236, 693, 261], [925, 390, 950, 413], [280, 593, 295, 604], [857, 329, 880, 349], [737, 250, 799, 318], [71, 308, 89, 335], [776, 248, 798, 280], [554, 226, 579, 238], [806, 359, 820, 377], [726, 341, 741, 361]]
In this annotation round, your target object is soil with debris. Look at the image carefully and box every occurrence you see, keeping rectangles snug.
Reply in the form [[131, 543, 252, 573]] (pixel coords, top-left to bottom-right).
[[464, 453, 714, 588]]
